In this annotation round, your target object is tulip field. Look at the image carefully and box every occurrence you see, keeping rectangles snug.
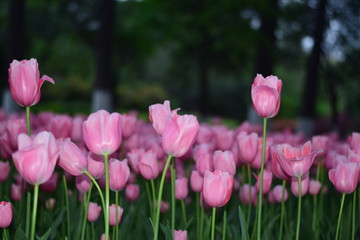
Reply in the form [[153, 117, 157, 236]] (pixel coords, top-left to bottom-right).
[[1, 59, 360, 240]]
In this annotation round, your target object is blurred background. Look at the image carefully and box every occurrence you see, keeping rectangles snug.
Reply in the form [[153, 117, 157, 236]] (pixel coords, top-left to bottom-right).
[[0, 0, 359, 135]]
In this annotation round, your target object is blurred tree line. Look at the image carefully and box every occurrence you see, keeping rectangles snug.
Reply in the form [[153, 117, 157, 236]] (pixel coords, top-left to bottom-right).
[[0, 0, 359, 133]]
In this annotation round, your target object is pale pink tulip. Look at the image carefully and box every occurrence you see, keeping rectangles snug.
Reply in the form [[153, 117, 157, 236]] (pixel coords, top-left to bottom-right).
[[190, 170, 203, 192], [127, 149, 145, 173], [0, 161, 10, 182], [11, 184, 22, 201], [255, 169, 273, 194], [309, 179, 321, 195], [194, 143, 213, 176], [49, 114, 73, 139], [121, 113, 137, 139], [125, 183, 140, 202], [0, 201, 13, 228], [88, 202, 102, 222], [329, 162, 359, 194], [202, 170, 233, 207], [71, 115, 85, 142], [87, 153, 105, 179], [237, 131, 259, 164], [59, 138, 88, 176], [109, 158, 130, 191], [174, 230, 187, 240], [175, 177, 188, 200], [213, 150, 236, 176], [272, 185, 288, 203], [76, 174, 91, 193], [291, 175, 309, 197], [149, 100, 178, 135], [109, 204, 123, 226], [239, 184, 257, 206], [138, 150, 159, 180], [212, 126, 234, 151], [5, 118, 27, 150]]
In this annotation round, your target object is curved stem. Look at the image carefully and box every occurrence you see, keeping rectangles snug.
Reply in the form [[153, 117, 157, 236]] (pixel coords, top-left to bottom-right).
[[150, 179, 156, 220], [63, 175, 71, 240], [103, 154, 110, 240], [256, 117, 267, 240], [180, 200, 187, 228], [26, 106, 31, 136], [84, 171, 106, 213], [295, 177, 302, 240], [153, 154, 172, 240], [352, 190, 356, 240], [145, 182, 153, 219], [211, 207, 216, 240], [278, 180, 286, 240], [335, 193, 346, 240], [81, 183, 93, 240], [222, 209, 227, 240], [30, 184, 39, 240], [171, 159, 176, 235]]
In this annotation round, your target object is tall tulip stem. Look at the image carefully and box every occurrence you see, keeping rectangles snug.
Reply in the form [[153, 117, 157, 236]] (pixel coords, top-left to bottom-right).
[[295, 176, 302, 240], [211, 207, 216, 240], [171, 159, 176, 235], [278, 180, 286, 240], [63, 175, 71, 240], [103, 153, 110, 240], [256, 117, 267, 240], [30, 184, 39, 240], [335, 193, 346, 240], [352, 190, 356, 240], [26, 106, 31, 136]]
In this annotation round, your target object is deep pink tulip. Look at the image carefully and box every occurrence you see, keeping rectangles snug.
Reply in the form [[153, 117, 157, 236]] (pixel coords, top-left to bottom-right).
[[76, 174, 91, 193], [138, 150, 159, 180], [162, 114, 199, 157], [109, 204, 123, 226], [149, 100, 178, 136], [190, 170, 204, 192], [237, 131, 259, 164], [0, 161, 10, 182], [272, 185, 288, 203], [11, 184, 22, 201], [329, 162, 359, 194], [83, 110, 122, 155], [291, 175, 309, 197], [127, 149, 145, 173], [6, 118, 27, 150], [59, 138, 88, 176], [45, 198, 56, 210], [202, 170, 234, 207], [276, 141, 320, 178], [12, 131, 59, 185], [0, 201, 13, 228], [309, 179, 322, 195], [121, 113, 137, 139], [109, 158, 130, 191], [8, 58, 55, 107], [213, 150, 236, 176], [0, 132, 12, 159], [87, 152, 105, 179], [49, 114, 73, 139], [88, 202, 102, 222], [194, 143, 213, 176], [175, 177, 188, 200], [174, 230, 187, 240], [251, 74, 282, 118], [125, 183, 140, 202], [239, 184, 257, 206], [255, 169, 273, 194], [212, 126, 234, 151], [40, 172, 58, 192]]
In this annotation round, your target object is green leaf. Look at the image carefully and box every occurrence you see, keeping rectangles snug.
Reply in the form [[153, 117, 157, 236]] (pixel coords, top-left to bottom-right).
[[37, 228, 51, 240], [160, 221, 173, 240], [238, 205, 250, 240], [14, 225, 27, 240], [49, 208, 66, 239]]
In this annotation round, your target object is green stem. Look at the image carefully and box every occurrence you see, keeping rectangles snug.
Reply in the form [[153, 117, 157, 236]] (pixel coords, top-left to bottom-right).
[[150, 179, 156, 220], [104, 154, 110, 240], [180, 200, 187, 228], [26, 106, 31, 136], [200, 204, 204, 240], [153, 154, 172, 240], [211, 207, 216, 240], [26, 192, 31, 238], [81, 183, 93, 240], [256, 117, 267, 240], [115, 191, 119, 240], [278, 180, 286, 240], [145, 181, 153, 218], [196, 193, 200, 240], [222, 209, 227, 240], [30, 184, 39, 240], [171, 159, 176, 235], [353, 190, 356, 240], [335, 193, 346, 240], [295, 177, 302, 240], [63, 175, 71, 240], [92, 222, 95, 240], [247, 164, 252, 228], [3, 228, 9, 240]]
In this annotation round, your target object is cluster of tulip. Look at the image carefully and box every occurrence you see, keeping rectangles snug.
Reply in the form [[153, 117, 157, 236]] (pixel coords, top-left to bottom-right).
[[0, 59, 360, 240]]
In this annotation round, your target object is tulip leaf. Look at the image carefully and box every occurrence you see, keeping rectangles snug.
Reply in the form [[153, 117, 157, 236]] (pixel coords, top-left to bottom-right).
[[49, 208, 65, 239], [185, 216, 194, 229], [263, 213, 279, 239], [37, 228, 51, 240], [238, 205, 250, 240], [160, 221, 172, 240], [14, 225, 27, 240]]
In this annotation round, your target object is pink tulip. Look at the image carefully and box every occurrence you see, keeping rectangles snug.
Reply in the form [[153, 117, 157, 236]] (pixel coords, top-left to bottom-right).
[[162, 114, 199, 157], [276, 141, 320, 178], [0, 132, 12, 159], [88, 202, 102, 222], [83, 110, 122, 155], [175, 177, 188, 200], [251, 139, 271, 169], [212, 126, 234, 151], [291, 175, 309, 197], [174, 230, 187, 240], [59, 138, 88, 176], [202, 170, 234, 207], [251, 74, 282, 118], [12, 131, 59, 185], [311, 135, 329, 158], [121, 113, 137, 139], [45, 198, 56, 210], [255, 169, 273, 194], [329, 162, 359, 194], [239, 184, 257, 206], [109, 204, 123, 226], [195, 124, 214, 145], [194, 143, 213, 176], [71, 115, 85, 142], [76, 174, 91, 193], [272, 185, 288, 203], [270, 146, 290, 180], [237, 131, 259, 164], [125, 183, 140, 202], [87, 153, 105, 179], [213, 150, 236, 176], [159, 201, 170, 213], [40, 172, 58, 192], [0, 161, 10, 182], [49, 114, 73, 139], [190, 170, 204, 192], [350, 132, 360, 154], [11, 184, 22, 201], [309, 179, 321, 195], [109, 158, 130, 191], [149, 100, 178, 135], [127, 148, 145, 173], [8, 58, 55, 107], [6, 118, 27, 150], [0, 201, 13, 228], [138, 150, 159, 180]]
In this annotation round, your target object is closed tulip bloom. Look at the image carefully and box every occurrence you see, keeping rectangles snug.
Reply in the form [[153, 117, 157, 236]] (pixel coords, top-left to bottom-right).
[[0, 161, 10, 182], [309, 179, 322, 195], [71, 115, 85, 142], [270, 146, 290, 180], [125, 183, 140, 202], [251, 74, 282, 118], [213, 150, 236, 176], [109, 158, 130, 191], [88, 202, 102, 222], [194, 143, 213, 176], [251, 140, 271, 169], [272, 185, 288, 203], [127, 148, 145, 173], [311, 135, 329, 157], [138, 150, 159, 180], [149, 100, 178, 136], [76, 174, 91, 193], [237, 131, 259, 164], [276, 141, 320, 178], [109, 204, 123, 226], [11, 184, 22, 201], [239, 184, 257, 206], [162, 114, 199, 157], [87, 152, 105, 179], [49, 114, 73, 139], [291, 175, 309, 197], [12, 131, 59, 185], [202, 170, 234, 207], [121, 113, 137, 139], [329, 162, 359, 194], [159, 201, 170, 213], [8, 58, 55, 107], [195, 124, 213, 144], [175, 177, 188, 200], [255, 169, 273, 194], [6, 118, 27, 150], [0, 132, 12, 159], [350, 132, 360, 154], [83, 110, 122, 155], [190, 170, 204, 192], [212, 126, 234, 151], [0, 201, 13, 228], [174, 230, 187, 240], [59, 138, 88, 176]]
